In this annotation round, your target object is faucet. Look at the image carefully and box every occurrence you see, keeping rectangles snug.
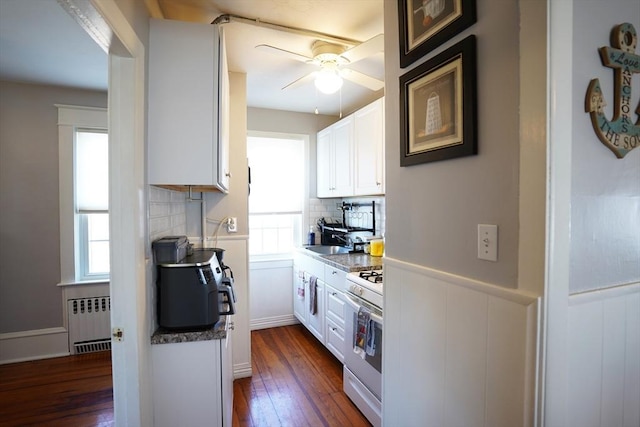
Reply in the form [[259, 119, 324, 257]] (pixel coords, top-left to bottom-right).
[[332, 234, 352, 247]]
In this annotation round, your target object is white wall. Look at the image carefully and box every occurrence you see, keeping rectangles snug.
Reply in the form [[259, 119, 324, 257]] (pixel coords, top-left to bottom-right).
[[249, 259, 298, 330], [567, 285, 640, 427], [559, 2, 640, 426], [384, 260, 538, 427], [569, 0, 640, 293]]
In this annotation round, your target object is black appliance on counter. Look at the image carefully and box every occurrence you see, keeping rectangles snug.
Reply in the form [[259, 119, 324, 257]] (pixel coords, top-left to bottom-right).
[[153, 238, 235, 330]]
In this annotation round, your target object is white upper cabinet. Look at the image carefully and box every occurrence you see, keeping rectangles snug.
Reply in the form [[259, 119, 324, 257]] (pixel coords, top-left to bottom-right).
[[317, 97, 384, 198], [317, 115, 354, 197], [354, 97, 384, 195], [148, 19, 230, 193], [332, 116, 355, 197], [316, 127, 332, 198]]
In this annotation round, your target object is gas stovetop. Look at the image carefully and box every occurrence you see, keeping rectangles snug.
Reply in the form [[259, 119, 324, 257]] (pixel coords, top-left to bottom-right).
[[346, 269, 383, 308]]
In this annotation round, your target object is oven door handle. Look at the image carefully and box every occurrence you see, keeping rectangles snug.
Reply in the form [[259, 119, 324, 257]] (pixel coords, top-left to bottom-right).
[[344, 293, 383, 325]]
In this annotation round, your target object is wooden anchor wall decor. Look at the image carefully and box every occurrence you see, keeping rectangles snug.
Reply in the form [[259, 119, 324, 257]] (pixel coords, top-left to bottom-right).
[[585, 22, 640, 159]]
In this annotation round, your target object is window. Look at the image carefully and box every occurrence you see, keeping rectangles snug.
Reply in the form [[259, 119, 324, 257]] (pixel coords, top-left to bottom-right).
[[76, 129, 109, 279], [247, 134, 307, 257], [57, 105, 109, 284]]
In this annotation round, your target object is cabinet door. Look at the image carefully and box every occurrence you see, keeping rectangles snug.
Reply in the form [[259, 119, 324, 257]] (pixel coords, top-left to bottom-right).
[[332, 116, 355, 197], [293, 267, 307, 325], [151, 340, 223, 427], [354, 97, 384, 195], [316, 127, 333, 197], [148, 19, 228, 191], [216, 27, 230, 192], [306, 277, 325, 344]]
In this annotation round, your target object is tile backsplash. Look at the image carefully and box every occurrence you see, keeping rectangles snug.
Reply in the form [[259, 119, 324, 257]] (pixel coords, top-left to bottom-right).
[[148, 186, 187, 242]]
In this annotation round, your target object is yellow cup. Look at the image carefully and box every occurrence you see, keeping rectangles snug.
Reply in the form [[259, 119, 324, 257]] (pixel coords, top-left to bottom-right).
[[370, 239, 384, 257]]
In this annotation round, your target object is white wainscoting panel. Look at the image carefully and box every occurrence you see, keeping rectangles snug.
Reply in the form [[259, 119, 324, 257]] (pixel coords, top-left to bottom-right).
[[0, 327, 70, 364], [568, 283, 640, 427], [249, 258, 298, 330], [383, 258, 539, 427], [206, 236, 251, 378]]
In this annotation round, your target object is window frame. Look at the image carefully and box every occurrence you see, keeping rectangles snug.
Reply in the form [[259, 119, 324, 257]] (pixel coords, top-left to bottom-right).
[[56, 105, 109, 285], [247, 131, 310, 260]]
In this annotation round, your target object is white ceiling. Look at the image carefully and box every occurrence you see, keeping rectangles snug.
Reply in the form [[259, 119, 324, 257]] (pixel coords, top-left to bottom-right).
[[0, 0, 384, 116]]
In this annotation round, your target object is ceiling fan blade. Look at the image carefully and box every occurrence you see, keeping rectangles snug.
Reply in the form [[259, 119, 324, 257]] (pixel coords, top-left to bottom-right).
[[255, 44, 314, 63], [341, 69, 384, 91], [282, 71, 316, 90], [340, 34, 384, 64]]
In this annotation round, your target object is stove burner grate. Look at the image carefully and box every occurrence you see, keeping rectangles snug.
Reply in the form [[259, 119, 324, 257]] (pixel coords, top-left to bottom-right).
[[359, 270, 383, 283]]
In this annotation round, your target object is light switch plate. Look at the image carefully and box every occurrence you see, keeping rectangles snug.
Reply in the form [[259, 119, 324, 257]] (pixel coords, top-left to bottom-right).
[[478, 224, 498, 261]]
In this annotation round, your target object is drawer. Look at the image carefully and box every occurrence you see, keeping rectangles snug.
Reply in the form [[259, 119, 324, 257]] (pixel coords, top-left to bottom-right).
[[324, 264, 346, 290], [326, 317, 345, 362], [325, 284, 345, 326]]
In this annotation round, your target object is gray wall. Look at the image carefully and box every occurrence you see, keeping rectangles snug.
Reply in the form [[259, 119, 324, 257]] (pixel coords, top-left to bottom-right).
[[384, 0, 521, 288], [0, 81, 107, 333], [570, 1, 640, 293]]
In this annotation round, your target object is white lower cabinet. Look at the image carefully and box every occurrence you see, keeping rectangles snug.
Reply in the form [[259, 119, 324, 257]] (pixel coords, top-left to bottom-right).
[[293, 267, 307, 327], [306, 277, 325, 343], [293, 252, 347, 361], [152, 331, 233, 427]]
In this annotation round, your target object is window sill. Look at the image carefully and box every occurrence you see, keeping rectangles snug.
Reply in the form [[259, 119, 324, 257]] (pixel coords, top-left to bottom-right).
[[57, 279, 110, 287], [249, 253, 294, 263]]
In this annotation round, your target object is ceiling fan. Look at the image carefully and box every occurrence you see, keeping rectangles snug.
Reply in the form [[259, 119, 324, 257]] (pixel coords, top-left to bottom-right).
[[256, 34, 384, 95]]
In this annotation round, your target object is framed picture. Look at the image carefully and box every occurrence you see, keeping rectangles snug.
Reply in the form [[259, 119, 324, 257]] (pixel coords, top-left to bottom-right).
[[399, 0, 476, 68], [399, 35, 477, 167]]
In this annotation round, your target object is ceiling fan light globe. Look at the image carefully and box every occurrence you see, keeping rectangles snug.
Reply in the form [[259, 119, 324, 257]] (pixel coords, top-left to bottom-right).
[[315, 69, 343, 94]]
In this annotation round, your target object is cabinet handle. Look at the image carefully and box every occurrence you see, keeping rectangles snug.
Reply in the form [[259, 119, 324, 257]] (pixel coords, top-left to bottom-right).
[[331, 292, 337, 296], [330, 327, 337, 332], [332, 270, 337, 275], [229, 321, 235, 330], [225, 172, 232, 177]]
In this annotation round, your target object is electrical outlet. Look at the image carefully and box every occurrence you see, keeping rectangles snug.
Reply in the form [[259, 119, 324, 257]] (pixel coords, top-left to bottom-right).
[[227, 217, 237, 233], [477, 224, 498, 261]]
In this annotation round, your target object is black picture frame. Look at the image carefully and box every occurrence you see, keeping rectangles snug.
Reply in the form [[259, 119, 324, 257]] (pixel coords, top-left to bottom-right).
[[399, 0, 476, 68], [399, 35, 477, 167]]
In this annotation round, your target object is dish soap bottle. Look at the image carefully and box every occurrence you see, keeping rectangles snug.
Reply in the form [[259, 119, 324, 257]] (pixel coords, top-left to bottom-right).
[[308, 226, 316, 246]]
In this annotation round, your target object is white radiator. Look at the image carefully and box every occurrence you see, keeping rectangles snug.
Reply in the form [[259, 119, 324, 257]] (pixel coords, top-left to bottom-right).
[[67, 296, 111, 354]]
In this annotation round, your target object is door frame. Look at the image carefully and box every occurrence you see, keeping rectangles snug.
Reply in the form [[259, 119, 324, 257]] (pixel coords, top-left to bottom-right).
[[62, 0, 150, 424]]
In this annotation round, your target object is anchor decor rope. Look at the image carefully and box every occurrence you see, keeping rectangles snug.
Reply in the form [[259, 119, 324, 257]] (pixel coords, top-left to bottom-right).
[[585, 22, 640, 159]]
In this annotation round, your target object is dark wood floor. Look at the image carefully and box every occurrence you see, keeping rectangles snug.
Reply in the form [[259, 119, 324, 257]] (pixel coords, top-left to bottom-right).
[[0, 350, 114, 426], [0, 325, 370, 427], [234, 325, 371, 427]]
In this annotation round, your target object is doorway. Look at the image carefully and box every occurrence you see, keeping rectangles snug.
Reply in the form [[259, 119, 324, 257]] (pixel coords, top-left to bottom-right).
[[62, 1, 150, 424]]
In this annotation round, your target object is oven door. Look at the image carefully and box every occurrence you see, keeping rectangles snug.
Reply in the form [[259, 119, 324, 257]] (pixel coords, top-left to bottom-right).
[[344, 291, 383, 400]]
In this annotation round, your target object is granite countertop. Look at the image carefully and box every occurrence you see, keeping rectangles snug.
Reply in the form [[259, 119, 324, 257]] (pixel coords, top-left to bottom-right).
[[297, 247, 383, 272], [151, 316, 228, 344]]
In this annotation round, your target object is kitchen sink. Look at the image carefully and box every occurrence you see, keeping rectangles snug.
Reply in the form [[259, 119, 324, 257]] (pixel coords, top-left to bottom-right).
[[304, 245, 351, 255]]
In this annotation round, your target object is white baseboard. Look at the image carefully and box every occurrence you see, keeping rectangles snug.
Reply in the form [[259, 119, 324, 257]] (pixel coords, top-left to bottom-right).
[[250, 315, 299, 331], [233, 362, 253, 379], [0, 327, 70, 364]]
